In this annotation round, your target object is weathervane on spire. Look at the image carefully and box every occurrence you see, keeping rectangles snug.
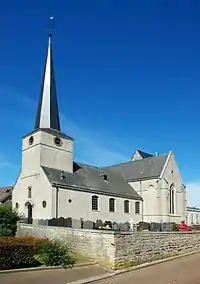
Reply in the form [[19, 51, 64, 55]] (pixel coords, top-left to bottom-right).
[[49, 16, 54, 38]]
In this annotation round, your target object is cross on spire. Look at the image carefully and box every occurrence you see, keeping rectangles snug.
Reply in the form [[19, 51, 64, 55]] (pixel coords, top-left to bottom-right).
[[35, 17, 61, 131]]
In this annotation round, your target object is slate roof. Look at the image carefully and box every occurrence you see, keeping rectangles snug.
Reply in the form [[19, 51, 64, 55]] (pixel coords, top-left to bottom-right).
[[103, 154, 168, 182], [41, 164, 142, 200], [35, 34, 60, 131], [137, 149, 153, 159], [23, 128, 73, 140], [0, 186, 13, 203]]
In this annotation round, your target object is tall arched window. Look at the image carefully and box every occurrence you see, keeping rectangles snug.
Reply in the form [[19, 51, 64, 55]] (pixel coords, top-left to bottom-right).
[[124, 200, 130, 213], [28, 186, 32, 198], [191, 213, 194, 224], [135, 202, 140, 214], [196, 214, 199, 224], [109, 198, 115, 212], [92, 195, 99, 211], [169, 184, 175, 214]]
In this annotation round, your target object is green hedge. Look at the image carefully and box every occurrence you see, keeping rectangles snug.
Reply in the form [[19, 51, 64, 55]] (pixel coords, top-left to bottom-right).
[[0, 236, 76, 270], [0, 236, 45, 270], [37, 239, 76, 268]]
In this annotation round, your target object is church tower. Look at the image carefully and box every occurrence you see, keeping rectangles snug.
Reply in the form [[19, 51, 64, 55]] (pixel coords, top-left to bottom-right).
[[21, 29, 73, 178]]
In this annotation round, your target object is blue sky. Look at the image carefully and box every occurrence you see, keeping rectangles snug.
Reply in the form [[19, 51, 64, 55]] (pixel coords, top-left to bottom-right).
[[0, 0, 200, 205]]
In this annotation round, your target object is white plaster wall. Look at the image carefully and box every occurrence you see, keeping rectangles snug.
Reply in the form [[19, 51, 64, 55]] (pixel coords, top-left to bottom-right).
[[129, 179, 166, 223], [22, 130, 73, 177], [56, 187, 142, 224], [12, 168, 53, 219], [128, 152, 186, 224], [161, 152, 186, 223]]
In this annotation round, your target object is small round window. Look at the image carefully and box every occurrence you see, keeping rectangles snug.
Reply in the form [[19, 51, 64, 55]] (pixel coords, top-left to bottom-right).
[[68, 199, 72, 203], [54, 137, 62, 146], [42, 201, 47, 208], [29, 136, 34, 145]]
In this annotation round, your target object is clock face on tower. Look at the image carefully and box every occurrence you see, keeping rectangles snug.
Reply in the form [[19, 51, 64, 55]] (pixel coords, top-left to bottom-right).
[[29, 136, 34, 145], [54, 136, 62, 146]]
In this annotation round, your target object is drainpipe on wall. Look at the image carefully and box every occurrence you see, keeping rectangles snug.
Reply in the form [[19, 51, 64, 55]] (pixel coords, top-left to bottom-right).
[[55, 186, 59, 218], [140, 181, 144, 222]]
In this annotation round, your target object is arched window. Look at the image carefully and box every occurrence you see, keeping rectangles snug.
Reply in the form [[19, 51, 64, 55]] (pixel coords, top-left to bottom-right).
[[169, 184, 175, 214], [124, 200, 130, 213], [92, 195, 99, 211], [109, 198, 115, 212], [196, 214, 199, 224], [28, 186, 32, 198], [191, 213, 194, 224], [135, 202, 140, 214]]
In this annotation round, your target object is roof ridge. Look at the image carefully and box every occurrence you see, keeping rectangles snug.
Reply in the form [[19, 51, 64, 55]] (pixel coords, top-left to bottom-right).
[[103, 153, 169, 169]]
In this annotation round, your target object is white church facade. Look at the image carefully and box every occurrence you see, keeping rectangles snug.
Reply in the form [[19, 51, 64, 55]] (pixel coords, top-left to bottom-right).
[[12, 32, 187, 227]]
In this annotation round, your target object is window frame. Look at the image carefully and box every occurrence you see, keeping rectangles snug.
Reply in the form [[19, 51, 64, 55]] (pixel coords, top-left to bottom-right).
[[124, 200, 130, 213], [109, 198, 115, 212], [135, 201, 140, 214], [92, 195, 99, 211]]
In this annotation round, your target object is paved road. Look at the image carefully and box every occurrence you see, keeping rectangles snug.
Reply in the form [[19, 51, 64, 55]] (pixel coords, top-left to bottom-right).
[[95, 253, 200, 284], [0, 265, 107, 284]]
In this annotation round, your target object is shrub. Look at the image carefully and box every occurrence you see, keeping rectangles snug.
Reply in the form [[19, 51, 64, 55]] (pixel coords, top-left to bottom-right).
[[0, 236, 46, 270], [37, 239, 76, 268], [0, 204, 20, 236]]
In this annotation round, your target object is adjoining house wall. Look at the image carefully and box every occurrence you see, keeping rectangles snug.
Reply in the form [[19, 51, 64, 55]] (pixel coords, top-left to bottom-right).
[[186, 207, 200, 225], [18, 223, 200, 268]]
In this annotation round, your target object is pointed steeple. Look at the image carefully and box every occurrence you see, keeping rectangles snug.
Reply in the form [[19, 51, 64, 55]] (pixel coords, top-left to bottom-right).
[[35, 26, 60, 131]]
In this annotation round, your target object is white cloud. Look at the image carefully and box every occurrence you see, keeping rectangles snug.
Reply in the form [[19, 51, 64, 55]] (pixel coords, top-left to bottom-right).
[[185, 182, 200, 208]]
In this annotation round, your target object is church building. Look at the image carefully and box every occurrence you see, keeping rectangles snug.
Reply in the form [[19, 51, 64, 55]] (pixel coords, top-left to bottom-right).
[[12, 32, 187, 227]]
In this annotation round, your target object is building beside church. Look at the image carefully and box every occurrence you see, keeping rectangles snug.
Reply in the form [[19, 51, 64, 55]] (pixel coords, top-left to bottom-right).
[[12, 31, 189, 227]]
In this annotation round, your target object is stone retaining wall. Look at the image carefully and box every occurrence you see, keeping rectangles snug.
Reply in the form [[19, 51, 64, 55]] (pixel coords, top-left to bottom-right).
[[17, 224, 200, 268], [17, 223, 115, 265], [114, 231, 200, 267]]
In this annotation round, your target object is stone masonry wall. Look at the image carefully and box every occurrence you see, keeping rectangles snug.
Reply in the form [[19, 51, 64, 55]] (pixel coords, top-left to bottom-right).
[[114, 231, 200, 267], [17, 224, 200, 269], [17, 224, 115, 265]]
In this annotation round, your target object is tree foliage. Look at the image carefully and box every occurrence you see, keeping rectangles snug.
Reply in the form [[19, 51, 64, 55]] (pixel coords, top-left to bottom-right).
[[0, 204, 20, 236]]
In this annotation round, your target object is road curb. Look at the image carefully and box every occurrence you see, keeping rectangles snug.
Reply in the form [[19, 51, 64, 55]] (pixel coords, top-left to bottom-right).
[[66, 250, 200, 284], [0, 262, 97, 275]]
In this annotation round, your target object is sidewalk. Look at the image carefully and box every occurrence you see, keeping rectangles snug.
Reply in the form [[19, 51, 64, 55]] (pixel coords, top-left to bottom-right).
[[0, 265, 109, 284]]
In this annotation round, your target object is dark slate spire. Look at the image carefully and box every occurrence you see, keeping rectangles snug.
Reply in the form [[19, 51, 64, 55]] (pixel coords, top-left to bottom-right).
[[35, 19, 60, 131]]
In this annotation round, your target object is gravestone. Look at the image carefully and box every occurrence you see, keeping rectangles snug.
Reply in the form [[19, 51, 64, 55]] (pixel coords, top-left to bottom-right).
[[112, 222, 119, 231], [37, 219, 48, 226], [84, 220, 94, 229], [162, 222, 173, 232], [119, 222, 130, 231], [138, 222, 150, 231], [94, 219, 103, 229], [72, 219, 81, 229], [63, 217, 72, 228], [48, 218, 57, 226], [150, 222, 162, 232], [103, 221, 112, 229]]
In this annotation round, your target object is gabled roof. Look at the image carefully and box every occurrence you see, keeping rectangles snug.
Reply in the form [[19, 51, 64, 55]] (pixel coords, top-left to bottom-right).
[[41, 164, 142, 201], [136, 149, 153, 159], [103, 154, 168, 182]]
